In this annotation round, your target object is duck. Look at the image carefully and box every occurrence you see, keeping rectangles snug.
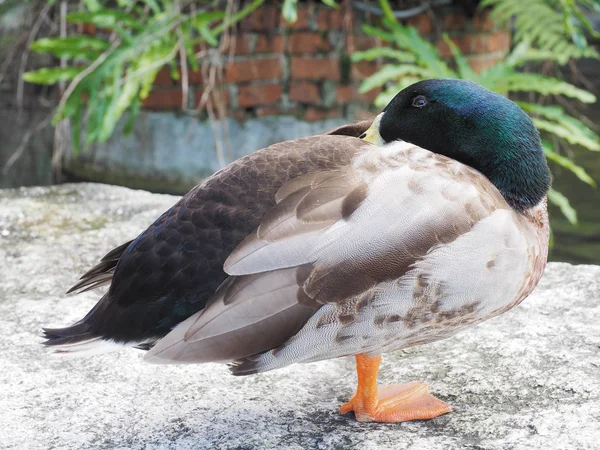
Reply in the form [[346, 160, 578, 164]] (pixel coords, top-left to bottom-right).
[[43, 78, 551, 423]]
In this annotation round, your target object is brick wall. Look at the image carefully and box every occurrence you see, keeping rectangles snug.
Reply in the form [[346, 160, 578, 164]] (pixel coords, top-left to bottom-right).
[[142, 3, 510, 121]]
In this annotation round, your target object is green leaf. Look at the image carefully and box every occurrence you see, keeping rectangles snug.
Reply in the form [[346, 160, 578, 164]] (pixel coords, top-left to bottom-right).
[[321, 0, 339, 8], [23, 67, 84, 85], [543, 142, 596, 187], [180, 23, 199, 72], [362, 24, 396, 42], [374, 77, 420, 107], [83, 0, 102, 12], [495, 73, 597, 103], [482, 0, 598, 58], [548, 188, 578, 225], [378, 0, 399, 25], [30, 36, 109, 60], [443, 34, 475, 81], [67, 9, 145, 31], [210, 0, 265, 36], [401, 26, 453, 77], [534, 118, 600, 151], [351, 48, 415, 63], [198, 25, 218, 46], [123, 98, 141, 135], [359, 64, 435, 93], [282, 0, 298, 23], [139, 0, 162, 15], [191, 11, 226, 27], [519, 102, 600, 152]]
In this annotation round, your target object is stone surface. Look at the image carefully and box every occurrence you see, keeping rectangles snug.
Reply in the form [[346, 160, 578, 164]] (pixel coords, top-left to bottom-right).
[[1, 183, 599, 450]]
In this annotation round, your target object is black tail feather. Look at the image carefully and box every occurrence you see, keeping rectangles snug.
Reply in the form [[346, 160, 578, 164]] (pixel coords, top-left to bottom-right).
[[42, 322, 93, 347], [66, 240, 133, 294]]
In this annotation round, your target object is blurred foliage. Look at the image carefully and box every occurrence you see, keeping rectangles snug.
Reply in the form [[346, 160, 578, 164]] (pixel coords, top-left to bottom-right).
[[19, 0, 600, 225], [23, 0, 337, 153], [24, 0, 265, 153], [353, 0, 600, 224], [482, 0, 600, 61]]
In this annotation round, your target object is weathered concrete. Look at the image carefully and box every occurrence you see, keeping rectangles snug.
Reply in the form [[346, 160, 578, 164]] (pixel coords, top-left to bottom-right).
[[1, 183, 599, 450], [64, 114, 349, 194]]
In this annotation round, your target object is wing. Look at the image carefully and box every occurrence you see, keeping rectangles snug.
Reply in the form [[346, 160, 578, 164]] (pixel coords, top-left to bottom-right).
[[146, 142, 534, 371], [66, 121, 372, 297], [57, 133, 370, 346]]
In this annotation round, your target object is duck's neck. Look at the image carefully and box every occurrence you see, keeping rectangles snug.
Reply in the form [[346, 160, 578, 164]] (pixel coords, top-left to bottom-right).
[[444, 109, 552, 213], [483, 142, 551, 212]]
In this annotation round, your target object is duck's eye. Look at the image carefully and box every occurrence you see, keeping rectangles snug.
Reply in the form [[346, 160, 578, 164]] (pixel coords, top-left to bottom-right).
[[412, 95, 427, 108]]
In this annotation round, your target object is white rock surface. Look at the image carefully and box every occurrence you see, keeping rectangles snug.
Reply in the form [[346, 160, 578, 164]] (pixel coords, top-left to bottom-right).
[[1, 183, 599, 450]]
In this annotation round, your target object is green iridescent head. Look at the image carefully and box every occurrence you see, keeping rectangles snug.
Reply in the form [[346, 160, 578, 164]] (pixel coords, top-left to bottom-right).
[[372, 79, 551, 211]]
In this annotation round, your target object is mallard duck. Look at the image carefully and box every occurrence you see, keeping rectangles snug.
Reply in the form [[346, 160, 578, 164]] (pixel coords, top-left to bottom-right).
[[43, 79, 550, 423]]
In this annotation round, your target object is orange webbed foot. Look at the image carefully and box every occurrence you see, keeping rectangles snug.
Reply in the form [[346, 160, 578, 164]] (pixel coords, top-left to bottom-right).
[[339, 354, 452, 423], [340, 381, 452, 422]]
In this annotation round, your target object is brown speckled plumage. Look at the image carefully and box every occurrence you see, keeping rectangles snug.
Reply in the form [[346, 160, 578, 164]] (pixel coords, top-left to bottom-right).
[[45, 125, 370, 347], [144, 141, 549, 374]]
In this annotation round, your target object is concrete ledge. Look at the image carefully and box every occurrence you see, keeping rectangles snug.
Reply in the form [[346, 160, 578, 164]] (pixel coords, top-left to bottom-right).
[[64, 114, 349, 195], [1, 184, 599, 449]]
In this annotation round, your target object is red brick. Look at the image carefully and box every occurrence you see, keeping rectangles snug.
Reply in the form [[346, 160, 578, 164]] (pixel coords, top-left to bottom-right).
[[225, 58, 282, 83], [304, 107, 341, 122], [255, 34, 285, 53], [154, 67, 176, 86], [289, 81, 320, 104], [287, 32, 331, 53], [256, 106, 299, 117], [443, 12, 468, 30], [223, 34, 253, 55], [473, 9, 497, 31], [459, 35, 486, 54], [436, 35, 480, 57], [222, 34, 284, 55], [142, 90, 183, 110], [336, 85, 380, 104], [354, 108, 377, 121], [283, 7, 312, 30], [436, 39, 453, 58], [336, 85, 357, 103], [291, 56, 340, 80], [438, 32, 510, 57], [349, 35, 380, 52], [238, 84, 282, 108], [240, 7, 279, 31], [188, 69, 205, 85], [77, 23, 96, 35], [194, 88, 230, 112], [316, 7, 347, 30], [351, 60, 380, 80], [468, 56, 502, 73], [406, 13, 432, 34], [488, 31, 511, 53]]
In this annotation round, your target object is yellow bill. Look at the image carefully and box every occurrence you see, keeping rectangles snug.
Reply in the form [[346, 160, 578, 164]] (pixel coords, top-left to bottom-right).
[[361, 113, 386, 146]]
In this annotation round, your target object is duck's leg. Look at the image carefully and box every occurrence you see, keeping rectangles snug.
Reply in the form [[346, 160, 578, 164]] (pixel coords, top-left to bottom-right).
[[339, 354, 452, 422]]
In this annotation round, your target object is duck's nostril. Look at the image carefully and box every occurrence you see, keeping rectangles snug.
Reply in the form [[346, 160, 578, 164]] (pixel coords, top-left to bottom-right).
[[359, 133, 366, 139]]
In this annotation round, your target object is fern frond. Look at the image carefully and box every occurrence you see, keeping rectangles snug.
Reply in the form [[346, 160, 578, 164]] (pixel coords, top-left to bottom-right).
[[351, 48, 415, 63], [548, 188, 578, 225], [492, 73, 596, 103], [481, 0, 598, 58], [519, 103, 600, 152], [359, 64, 437, 93], [543, 142, 596, 187], [374, 77, 422, 107], [443, 34, 476, 81]]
